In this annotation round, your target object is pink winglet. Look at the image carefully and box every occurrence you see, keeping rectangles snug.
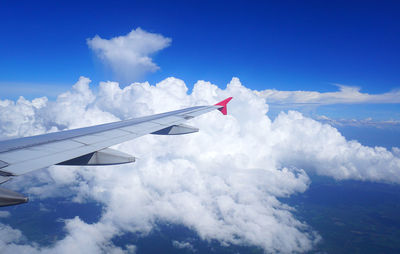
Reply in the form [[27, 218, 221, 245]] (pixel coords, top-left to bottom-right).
[[214, 97, 233, 115]]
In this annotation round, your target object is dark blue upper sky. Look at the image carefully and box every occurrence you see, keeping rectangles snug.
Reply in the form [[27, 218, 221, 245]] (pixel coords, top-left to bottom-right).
[[1, 0, 399, 96]]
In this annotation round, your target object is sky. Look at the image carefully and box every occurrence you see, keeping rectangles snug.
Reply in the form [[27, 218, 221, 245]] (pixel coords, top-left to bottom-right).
[[1, 1, 400, 100], [1, 1, 400, 253]]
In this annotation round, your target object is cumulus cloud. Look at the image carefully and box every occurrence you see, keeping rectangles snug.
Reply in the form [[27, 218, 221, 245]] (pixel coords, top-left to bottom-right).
[[87, 28, 171, 82], [258, 84, 400, 105], [0, 218, 127, 254], [1, 77, 400, 253]]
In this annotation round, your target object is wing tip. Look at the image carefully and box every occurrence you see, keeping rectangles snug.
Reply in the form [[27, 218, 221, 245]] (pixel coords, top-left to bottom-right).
[[214, 97, 233, 115]]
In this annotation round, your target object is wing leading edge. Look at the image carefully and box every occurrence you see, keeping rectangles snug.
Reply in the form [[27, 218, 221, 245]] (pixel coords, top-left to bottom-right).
[[0, 97, 232, 207]]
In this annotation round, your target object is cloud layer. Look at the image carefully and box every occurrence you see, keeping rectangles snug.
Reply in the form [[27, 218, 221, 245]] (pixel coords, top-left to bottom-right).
[[0, 77, 400, 253], [87, 28, 171, 82], [258, 84, 400, 105]]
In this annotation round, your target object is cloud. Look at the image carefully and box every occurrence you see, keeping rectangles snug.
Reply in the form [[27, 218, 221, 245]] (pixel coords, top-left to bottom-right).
[[0, 211, 10, 218], [87, 28, 171, 83], [0, 218, 128, 254], [1, 77, 400, 253], [258, 84, 400, 105], [172, 240, 195, 252], [315, 114, 400, 128]]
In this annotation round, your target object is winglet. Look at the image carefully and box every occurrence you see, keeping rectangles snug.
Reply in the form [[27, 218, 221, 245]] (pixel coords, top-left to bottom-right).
[[214, 97, 233, 115]]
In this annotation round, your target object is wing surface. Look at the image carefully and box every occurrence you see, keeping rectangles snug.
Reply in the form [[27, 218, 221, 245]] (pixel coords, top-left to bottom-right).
[[0, 97, 232, 206], [0, 105, 223, 176]]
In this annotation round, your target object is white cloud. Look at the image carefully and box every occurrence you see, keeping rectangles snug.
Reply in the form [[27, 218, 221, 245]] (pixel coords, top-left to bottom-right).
[[0, 211, 10, 218], [1, 77, 400, 253], [172, 240, 195, 252], [315, 114, 400, 128], [87, 28, 171, 83], [0, 218, 127, 254], [258, 84, 400, 105], [271, 111, 400, 182]]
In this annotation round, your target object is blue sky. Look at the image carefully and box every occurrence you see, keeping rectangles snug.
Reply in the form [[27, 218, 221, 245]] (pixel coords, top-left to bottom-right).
[[1, 0, 399, 119]]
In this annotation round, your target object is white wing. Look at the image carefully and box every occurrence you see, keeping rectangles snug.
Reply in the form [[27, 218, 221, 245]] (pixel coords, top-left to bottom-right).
[[0, 97, 232, 206]]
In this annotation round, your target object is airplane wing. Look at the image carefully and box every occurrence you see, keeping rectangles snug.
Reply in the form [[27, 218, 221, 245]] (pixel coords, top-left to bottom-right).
[[0, 97, 232, 206]]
